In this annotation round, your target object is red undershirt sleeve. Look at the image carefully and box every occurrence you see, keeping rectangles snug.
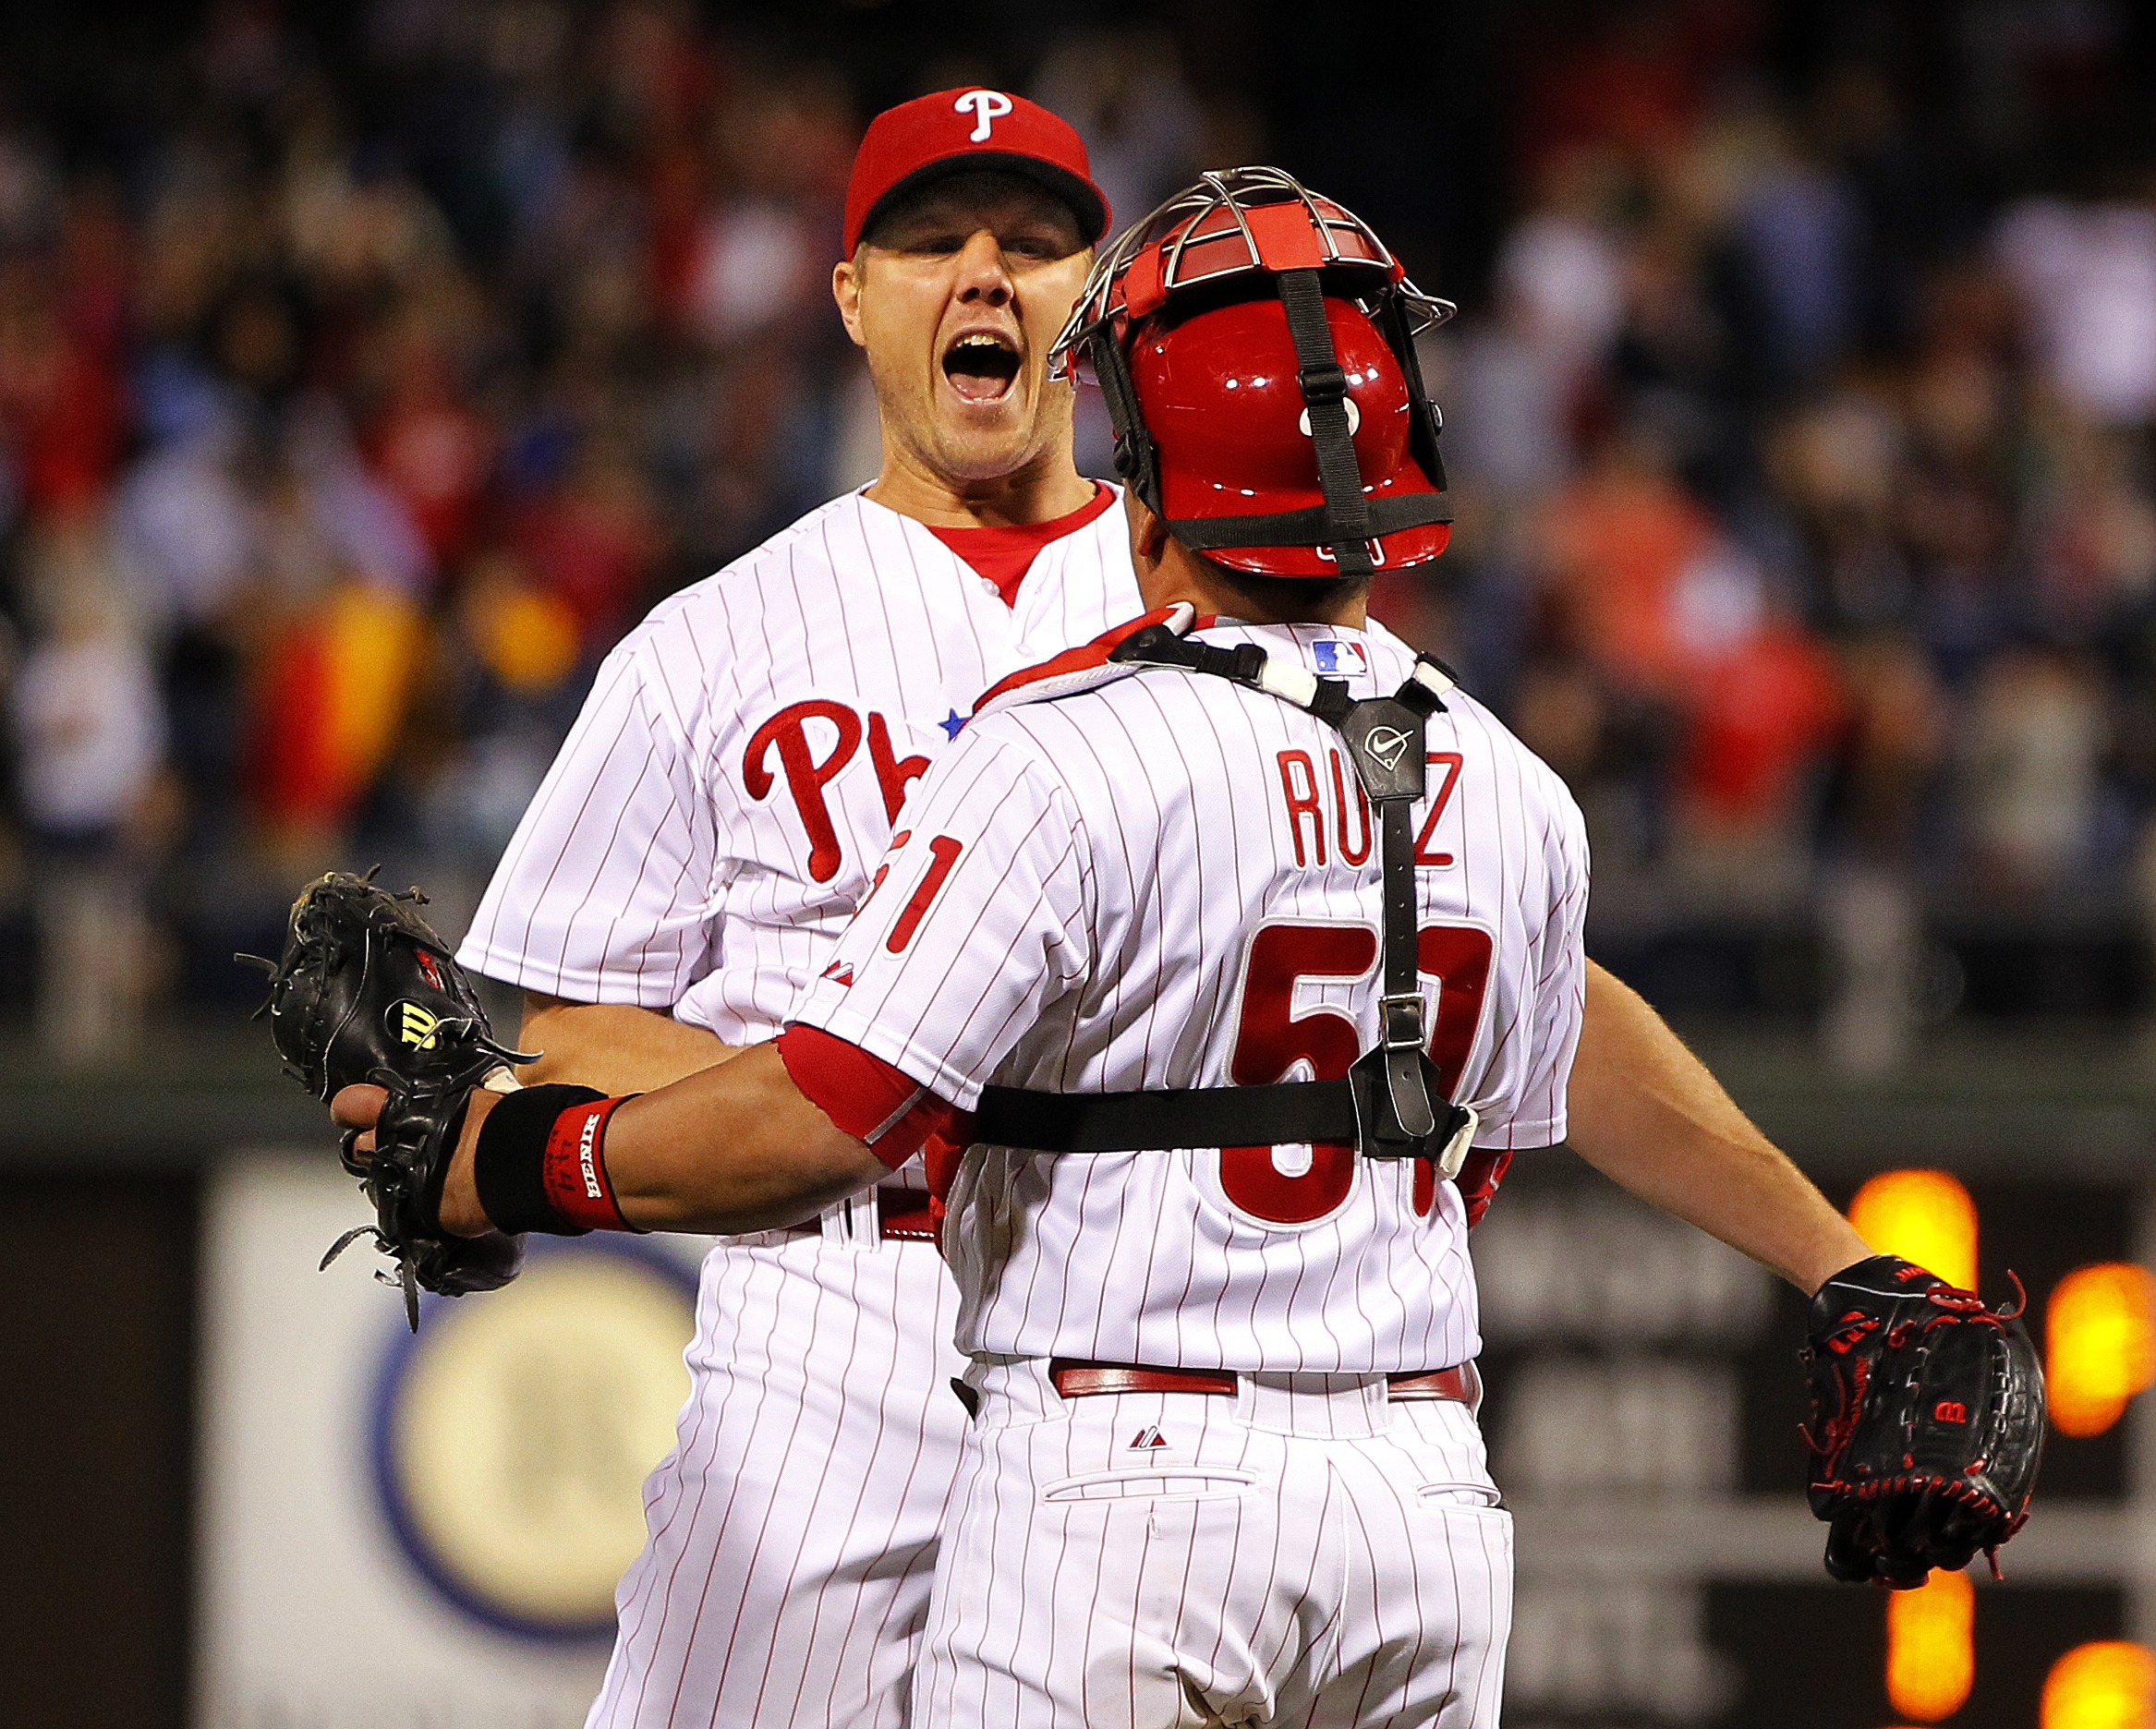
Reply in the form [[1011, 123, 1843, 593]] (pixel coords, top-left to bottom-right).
[[775, 1024, 975, 1172]]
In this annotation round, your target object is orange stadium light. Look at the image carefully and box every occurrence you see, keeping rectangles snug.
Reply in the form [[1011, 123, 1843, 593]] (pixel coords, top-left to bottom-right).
[[2042, 1642, 2156, 1729], [1848, 1169, 1979, 1292], [2047, 1264, 2156, 1438], [1886, 1568, 1975, 1723]]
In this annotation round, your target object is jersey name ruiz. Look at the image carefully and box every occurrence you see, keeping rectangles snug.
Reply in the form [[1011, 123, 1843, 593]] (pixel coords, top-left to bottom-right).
[[794, 620, 1592, 1372]]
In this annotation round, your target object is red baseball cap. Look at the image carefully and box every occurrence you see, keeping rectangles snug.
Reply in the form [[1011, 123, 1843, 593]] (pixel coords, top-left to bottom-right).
[[843, 88, 1111, 255]]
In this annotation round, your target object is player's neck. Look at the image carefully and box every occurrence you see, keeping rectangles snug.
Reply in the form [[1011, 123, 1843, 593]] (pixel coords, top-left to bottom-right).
[[1142, 543, 1369, 630], [867, 441, 1097, 529]]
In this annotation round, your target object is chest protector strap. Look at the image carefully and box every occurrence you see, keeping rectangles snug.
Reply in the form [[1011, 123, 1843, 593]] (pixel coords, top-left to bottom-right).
[[971, 621, 1479, 1178]]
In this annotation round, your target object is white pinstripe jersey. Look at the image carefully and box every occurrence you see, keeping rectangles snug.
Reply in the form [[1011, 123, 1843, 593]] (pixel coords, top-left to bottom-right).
[[794, 613, 1591, 1372], [457, 488, 1136, 1044]]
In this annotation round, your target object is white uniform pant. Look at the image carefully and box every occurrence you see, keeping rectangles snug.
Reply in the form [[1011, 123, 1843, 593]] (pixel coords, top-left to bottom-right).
[[587, 1231, 968, 1729], [914, 1359, 1513, 1728]]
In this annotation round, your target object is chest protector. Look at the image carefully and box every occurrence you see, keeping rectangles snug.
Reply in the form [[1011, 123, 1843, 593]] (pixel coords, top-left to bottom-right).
[[972, 618, 1478, 1178]]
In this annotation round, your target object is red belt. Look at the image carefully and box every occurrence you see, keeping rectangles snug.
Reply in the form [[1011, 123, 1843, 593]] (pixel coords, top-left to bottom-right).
[[785, 1190, 938, 1242], [1048, 1360, 1478, 1405]]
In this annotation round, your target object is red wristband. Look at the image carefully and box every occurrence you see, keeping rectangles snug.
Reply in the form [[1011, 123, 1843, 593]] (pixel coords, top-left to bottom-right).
[[539, 1095, 643, 1232]]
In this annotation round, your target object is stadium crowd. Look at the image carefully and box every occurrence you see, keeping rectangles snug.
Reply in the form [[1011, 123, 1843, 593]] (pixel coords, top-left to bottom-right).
[[0, 0, 2148, 1056]]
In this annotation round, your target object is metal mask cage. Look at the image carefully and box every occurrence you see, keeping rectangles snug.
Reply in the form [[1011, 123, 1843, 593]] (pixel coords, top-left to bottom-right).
[[1048, 165, 1457, 382]]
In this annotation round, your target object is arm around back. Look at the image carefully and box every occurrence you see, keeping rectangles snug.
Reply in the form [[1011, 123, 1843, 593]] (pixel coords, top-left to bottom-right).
[[1565, 960, 1871, 1293]]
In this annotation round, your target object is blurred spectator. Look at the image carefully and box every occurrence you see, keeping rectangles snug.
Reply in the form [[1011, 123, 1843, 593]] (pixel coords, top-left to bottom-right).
[[1732, 118, 1860, 389], [1033, 28, 1205, 224], [11, 514, 167, 1063], [1995, 197, 2156, 426], [1959, 647, 2108, 889], [0, 0, 2138, 1045]]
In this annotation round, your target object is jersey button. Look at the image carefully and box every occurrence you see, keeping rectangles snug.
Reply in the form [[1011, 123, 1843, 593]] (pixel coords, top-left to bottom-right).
[[981, 578, 999, 597]]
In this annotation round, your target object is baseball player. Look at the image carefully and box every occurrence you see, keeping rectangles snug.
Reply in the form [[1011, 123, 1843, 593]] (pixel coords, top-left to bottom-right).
[[444, 87, 1882, 1729], [453, 91, 1135, 1729], [342, 169, 1891, 1725]]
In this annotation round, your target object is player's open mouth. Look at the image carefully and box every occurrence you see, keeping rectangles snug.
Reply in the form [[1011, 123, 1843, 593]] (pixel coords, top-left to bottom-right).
[[942, 330, 1021, 403]]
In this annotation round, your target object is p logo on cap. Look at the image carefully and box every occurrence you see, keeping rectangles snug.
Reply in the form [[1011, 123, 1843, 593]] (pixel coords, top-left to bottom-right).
[[842, 87, 1111, 254], [955, 90, 1014, 142]]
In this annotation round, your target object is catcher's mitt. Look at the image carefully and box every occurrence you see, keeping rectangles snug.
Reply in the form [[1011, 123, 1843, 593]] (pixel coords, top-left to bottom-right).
[[1802, 1253, 2044, 1587], [248, 869, 533, 1327]]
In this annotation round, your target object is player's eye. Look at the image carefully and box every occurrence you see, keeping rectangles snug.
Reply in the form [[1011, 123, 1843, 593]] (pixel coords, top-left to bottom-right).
[[1004, 230, 1075, 261], [884, 227, 967, 256]]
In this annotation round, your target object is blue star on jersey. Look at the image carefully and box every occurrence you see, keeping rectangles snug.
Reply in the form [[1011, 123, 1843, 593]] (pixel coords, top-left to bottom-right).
[[940, 709, 967, 739]]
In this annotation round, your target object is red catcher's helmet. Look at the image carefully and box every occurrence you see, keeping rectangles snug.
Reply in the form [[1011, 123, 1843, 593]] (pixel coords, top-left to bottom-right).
[[1050, 166, 1457, 579]]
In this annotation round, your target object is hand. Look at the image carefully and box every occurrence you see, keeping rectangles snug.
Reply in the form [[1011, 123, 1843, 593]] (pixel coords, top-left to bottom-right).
[[332, 1082, 499, 1237]]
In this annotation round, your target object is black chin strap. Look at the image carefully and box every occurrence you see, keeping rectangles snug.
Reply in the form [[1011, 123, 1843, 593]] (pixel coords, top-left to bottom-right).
[[971, 622, 1474, 1169]]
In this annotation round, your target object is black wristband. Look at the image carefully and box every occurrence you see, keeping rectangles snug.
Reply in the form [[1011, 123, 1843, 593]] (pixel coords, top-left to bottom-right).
[[473, 1083, 609, 1235]]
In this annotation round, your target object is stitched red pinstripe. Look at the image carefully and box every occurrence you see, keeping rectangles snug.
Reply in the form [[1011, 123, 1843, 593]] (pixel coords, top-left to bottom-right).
[[851, 510, 909, 704], [739, 1246, 869, 1728], [620, 633, 714, 998], [1031, 1402, 1083, 1714], [846, 758, 1081, 1056], [554, 666, 697, 992], [667, 1254, 838, 1726], [1366, 1423, 1439, 1722], [605, 1246, 758, 1725], [636, 1254, 777, 1725], [513, 673, 648, 984]]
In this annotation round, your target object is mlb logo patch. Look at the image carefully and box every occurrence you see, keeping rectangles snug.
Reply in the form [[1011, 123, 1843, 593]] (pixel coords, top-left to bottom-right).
[[1312, 640, 1370, 677]]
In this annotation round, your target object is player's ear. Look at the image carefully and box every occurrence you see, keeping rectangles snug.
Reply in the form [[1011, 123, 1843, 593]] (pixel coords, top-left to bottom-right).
[[1124, 491, 1170, 566], [832, 257, 867, 348]]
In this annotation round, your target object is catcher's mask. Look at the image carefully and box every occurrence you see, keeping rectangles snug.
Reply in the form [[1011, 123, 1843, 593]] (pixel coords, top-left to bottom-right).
[[1048, 165, 1457, 580]]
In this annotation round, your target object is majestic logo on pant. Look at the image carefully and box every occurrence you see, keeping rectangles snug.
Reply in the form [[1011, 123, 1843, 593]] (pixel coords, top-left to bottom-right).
[[954, 90, 1013, 142], [1127, 1424, 1169, 1452]]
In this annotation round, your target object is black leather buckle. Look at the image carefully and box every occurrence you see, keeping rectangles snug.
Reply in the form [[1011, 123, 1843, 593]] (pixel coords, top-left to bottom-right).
[[1380, 992, 1426, 1051]]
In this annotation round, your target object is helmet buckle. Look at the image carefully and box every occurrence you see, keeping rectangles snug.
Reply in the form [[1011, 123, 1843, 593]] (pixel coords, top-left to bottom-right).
[[1298, 359, 1349, 406]]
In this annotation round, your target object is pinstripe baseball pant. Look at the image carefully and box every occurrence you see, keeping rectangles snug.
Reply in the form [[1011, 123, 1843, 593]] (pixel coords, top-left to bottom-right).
[[914, 1360, 1512, 1726]]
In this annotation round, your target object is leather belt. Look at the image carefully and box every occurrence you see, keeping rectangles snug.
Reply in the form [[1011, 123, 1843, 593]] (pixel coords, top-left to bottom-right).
[[1048, 1359, 1477, 1405], [784, 1189, 938, 1242]]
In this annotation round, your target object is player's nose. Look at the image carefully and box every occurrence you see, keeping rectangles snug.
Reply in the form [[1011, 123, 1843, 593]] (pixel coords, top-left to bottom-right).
[[951, 229, 1013, 308]]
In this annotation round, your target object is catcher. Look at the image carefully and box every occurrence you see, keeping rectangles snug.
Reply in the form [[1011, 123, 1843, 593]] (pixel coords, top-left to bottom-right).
[[260, 655, 2044, 1613], [258, 205, 2041, 1639]]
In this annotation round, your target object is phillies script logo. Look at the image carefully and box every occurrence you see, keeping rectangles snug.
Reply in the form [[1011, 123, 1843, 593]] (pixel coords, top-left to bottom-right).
[[743, 701, 931, 882]]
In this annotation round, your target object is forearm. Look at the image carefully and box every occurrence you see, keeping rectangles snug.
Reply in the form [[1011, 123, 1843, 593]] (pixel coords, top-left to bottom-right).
[[607, 1046, 889, 1231], [1567, 961, 1870, 1292], [516, 993, 743, 1094], [442, 1044, 889, 1237]]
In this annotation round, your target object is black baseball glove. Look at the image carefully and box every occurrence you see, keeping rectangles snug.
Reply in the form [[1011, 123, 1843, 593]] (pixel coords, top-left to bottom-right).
[[249, 869, 533, 1327], [1802, 1253, 2044, 1587]]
